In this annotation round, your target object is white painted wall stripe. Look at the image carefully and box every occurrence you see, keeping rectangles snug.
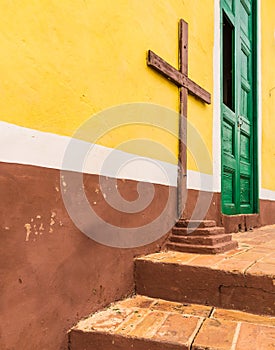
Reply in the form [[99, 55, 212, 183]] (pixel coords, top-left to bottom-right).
[[260, 188, 275, 201], [187, 170, 215, 193], [0, 121, 178, 186], [0, 121, 220, 192], [0, 121, 274, 198]]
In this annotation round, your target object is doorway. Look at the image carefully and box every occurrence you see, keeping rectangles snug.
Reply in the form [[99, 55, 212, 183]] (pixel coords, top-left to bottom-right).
[[221, 0, 258, 215]]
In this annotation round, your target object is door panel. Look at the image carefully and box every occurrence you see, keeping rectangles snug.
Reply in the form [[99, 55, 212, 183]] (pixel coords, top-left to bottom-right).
[[238, 0, 253, 213], [222, 105, 238, 213], [221, 0, 256, 215]]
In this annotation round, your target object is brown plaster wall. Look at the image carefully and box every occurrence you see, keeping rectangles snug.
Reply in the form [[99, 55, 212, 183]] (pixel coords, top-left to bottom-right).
[[0, 162, 176, 350], [260, 199, 275, 226], [184, 189, 222, 226]]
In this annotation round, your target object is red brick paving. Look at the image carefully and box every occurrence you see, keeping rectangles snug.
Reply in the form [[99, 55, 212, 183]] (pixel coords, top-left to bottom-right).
[[192, 318, 238, 350], [235, 323, 275, 349]]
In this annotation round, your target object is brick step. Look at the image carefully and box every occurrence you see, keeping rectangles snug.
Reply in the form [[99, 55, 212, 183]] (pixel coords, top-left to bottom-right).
[[169, 233, 232, 246], [166, 240, 238, 254], [69, 295, 275, 350], [135, 250, 275, 316], [176, 219, 216, 228], [172, 226, 225, 236]]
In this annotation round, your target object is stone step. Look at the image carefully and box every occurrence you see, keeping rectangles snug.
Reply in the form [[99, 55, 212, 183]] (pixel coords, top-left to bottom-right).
[[172, 226, 225, 236], [69, 295, 275, 350], [169, 233, 232, 246], [169, 221, 236, 254], [166, 240, 238, 254], [69, 295, 208, 350], [135, 250, 275, 316], [176, 219, 216, 228]]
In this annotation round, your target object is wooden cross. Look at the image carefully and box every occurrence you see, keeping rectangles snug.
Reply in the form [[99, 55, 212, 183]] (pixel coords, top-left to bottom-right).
[[147, 19, 211, 218]]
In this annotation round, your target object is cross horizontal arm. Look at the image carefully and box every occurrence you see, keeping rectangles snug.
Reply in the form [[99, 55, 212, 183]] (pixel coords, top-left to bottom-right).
[[147, 50, 183, 87], [147, 50, 211, 104]]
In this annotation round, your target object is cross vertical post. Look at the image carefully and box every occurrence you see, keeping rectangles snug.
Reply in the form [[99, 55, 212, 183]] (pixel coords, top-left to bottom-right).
[[178, 19, 188, 219]]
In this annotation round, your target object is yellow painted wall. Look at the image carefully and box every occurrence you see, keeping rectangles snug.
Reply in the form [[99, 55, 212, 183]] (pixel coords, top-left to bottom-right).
[[261, 1, 275, 190], [0, 0, 214, 170]]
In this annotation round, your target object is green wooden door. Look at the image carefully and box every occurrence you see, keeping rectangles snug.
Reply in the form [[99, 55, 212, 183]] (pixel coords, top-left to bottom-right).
[[221, 0, 257, 215]]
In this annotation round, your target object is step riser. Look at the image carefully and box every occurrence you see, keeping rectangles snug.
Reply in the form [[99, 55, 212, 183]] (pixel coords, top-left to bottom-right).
[[69, 331, 183, 350], [172, 227, 225, 236], [169, 234, 232, 246], [166, 241, 237, 254], [176, 220, 216, 228], [135, 260, 275, 316]]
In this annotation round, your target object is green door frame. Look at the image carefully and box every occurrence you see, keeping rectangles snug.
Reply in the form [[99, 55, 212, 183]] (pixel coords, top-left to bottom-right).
[[220, 0, 259, 214], [251, 0, 259, 214]]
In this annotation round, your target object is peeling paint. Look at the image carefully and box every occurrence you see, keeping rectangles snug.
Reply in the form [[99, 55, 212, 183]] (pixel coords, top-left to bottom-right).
[[24, 223, 31, 241], [24, 212, 57, 241], [50, 211, 56, 226]]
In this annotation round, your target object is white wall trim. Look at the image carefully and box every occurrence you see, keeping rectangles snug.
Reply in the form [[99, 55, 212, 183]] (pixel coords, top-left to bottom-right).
[[2, 121, 274, 200], [0, 121, 222, 193], [187, 170, 215, 192], [212, 0, 222, 193], [0, 121, 177, 187], [260, 188, 275, 201]]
